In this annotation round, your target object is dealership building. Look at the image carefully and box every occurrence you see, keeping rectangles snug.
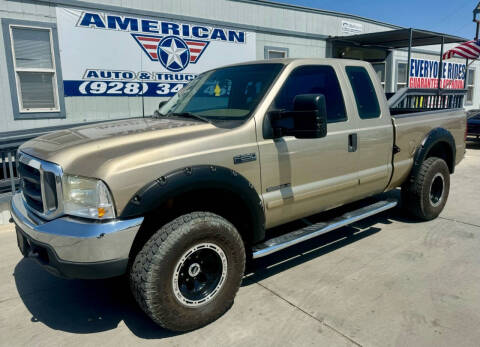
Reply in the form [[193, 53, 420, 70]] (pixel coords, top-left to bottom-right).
[[0, 0, 477, 142]]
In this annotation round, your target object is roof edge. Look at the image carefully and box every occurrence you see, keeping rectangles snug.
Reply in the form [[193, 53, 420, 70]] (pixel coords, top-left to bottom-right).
[[229, 0, 403, 30]]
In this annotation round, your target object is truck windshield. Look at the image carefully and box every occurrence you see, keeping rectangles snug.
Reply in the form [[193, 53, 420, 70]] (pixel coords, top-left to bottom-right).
[[157, 63, 283, 122]]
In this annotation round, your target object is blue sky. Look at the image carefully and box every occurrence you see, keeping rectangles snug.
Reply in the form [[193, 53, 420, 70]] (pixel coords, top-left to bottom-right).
[[275, 0, 478, 39]]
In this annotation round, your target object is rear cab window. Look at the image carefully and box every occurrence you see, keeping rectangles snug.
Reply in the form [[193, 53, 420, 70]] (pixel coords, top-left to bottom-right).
[[273, 65, 347, 123], [345, 66, 381, 119]]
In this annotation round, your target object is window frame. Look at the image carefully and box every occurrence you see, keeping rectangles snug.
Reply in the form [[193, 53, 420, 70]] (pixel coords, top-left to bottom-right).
[[371, 62, 386, 90], [1, 19, 66, 120], [264, 46, 289, 60], [395, 60, 408, 92], [466, 68, 475, 105]]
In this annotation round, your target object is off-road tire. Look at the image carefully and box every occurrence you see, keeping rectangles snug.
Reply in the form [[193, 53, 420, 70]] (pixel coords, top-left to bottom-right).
[[130, 212, 245, 332], [401, 157, 450, 221]]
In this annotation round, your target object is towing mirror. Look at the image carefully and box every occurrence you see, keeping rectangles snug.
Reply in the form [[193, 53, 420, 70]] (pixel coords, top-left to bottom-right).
[[158, 100, 167, 109], [154, 100, 168, 117], [270, 94, 327, 139]]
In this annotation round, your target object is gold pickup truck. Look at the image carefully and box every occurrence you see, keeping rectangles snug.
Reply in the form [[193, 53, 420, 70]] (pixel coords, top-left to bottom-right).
[[10, 58, 466, 331]]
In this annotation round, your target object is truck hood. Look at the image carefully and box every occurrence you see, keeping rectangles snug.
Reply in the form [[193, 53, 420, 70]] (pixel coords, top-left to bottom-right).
[[20, 117, 226, 176]]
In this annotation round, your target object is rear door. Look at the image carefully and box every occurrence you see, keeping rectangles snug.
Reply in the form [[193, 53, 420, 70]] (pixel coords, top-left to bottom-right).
[[256, 63, 362, 228], [343, 64, 393, 197]]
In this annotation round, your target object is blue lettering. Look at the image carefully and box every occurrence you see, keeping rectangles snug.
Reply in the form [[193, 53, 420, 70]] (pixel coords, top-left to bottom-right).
[[142, 20, 159, 33], [100, 71, 111, 78], [192, 26, 209, 38], [107, 15, 138, 31], [79, 12, 105, 28], [211, 28, 227, 41], [410, 59, 416, 77], [419, 60, 424, 77], [122, 71, 134, 79], [228, 30, 245, 43], [161, 22, 180, 35], [86, 70, 100, 79], [426, 61, 432, 78], [182, 24, 190, 37]]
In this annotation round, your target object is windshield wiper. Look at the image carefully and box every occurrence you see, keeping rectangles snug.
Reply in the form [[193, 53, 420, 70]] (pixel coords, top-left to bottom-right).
[[167, 112, 211, 124]]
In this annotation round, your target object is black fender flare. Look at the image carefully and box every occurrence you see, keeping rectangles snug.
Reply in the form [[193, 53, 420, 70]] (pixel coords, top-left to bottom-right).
[[120, 165, 265, 243], [410, 127, 456, 182]]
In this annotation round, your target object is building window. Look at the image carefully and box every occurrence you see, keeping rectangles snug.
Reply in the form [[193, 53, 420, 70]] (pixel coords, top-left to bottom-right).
[[2, 19, 65, 120], [466, 69, 475, 105], [264, 46, 289, 59], [396, 62, 408, 91], [9, 25, 59, 112], [371, 63, 386, 90]]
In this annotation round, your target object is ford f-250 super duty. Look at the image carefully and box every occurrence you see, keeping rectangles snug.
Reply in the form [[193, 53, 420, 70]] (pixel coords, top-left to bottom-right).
[[10, 58, 466, 331]]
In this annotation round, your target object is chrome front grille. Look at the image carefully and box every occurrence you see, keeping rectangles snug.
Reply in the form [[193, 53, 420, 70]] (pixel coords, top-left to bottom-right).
[[17, 152, 63, 220], [18, 162, 43, 212]]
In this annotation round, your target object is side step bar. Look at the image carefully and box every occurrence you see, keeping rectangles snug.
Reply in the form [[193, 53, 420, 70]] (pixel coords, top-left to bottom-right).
[[252, 199, 398, 259]]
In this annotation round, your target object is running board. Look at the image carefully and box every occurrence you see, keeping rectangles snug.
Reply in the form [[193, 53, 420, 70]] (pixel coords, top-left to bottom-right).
[[252, 199, 398, 259]]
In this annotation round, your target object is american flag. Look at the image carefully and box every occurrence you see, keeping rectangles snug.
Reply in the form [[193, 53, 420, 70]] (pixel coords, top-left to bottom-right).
[[131, 34, 209, 63], [442, 40, 480, 60]]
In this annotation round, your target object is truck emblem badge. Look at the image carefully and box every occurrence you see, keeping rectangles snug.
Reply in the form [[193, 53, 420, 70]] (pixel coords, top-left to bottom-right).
[[233, 153, 257, 164]]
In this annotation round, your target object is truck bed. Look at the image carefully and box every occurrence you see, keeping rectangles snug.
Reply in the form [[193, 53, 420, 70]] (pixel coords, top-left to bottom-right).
[[387, 108, 467, 190]]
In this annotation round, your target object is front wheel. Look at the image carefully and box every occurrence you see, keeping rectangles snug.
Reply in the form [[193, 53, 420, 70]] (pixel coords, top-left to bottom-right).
[[130, 212, 245, 332], [402, 157, 450, 221]]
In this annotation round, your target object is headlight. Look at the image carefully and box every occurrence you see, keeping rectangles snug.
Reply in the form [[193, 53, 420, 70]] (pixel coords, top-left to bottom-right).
[[62, 175, 115, 220]]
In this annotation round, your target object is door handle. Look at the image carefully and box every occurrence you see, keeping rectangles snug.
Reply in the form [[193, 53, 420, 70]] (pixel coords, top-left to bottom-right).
[[348, 133, 358, 152]]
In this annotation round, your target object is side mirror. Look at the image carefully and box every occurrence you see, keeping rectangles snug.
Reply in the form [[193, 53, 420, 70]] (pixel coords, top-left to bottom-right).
[[154, 100, 168, 117], [158, 100, 167, 109], [270, 94, 327, 139]]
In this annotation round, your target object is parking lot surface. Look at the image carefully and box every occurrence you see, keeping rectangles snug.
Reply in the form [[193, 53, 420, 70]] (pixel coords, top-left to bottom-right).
[[1, 144, 480, 347]]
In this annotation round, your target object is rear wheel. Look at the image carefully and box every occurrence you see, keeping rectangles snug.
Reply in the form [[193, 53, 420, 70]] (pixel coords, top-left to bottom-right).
[[402, 157, 450, 221], [130, 212, 245, 331]]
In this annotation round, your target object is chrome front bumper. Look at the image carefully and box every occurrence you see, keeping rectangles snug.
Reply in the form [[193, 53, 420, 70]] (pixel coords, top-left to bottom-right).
[[10, 193, 143, 278]]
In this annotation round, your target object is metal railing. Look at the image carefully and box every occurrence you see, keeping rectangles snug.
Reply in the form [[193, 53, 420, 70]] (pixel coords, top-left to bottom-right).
[[0, 147, 19, 194], [388, 88, 467, 115]]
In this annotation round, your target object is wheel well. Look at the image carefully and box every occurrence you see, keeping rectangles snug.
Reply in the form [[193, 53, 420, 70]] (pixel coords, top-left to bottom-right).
[[425, 141, 454, 173], [128, 188, 256, 262]]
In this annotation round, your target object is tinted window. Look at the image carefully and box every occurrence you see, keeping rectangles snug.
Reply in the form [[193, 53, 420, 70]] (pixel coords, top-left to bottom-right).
[[346, 66, 381, 119], [274, 65, 347, 123]]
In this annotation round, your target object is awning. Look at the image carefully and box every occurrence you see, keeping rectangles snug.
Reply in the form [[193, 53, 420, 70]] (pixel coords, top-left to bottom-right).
[[328, 28, 468, 49]]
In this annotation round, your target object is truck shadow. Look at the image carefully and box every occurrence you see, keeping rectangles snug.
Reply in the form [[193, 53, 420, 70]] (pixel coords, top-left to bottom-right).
[[244, 190, 420, 284], [13, 260, 179, 339], [13, 192, 411, 338]]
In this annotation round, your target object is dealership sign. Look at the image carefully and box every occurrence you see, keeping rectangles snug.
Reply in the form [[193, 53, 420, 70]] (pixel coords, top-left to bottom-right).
[[409, 58, 466, 89], [56, 8, 256, 96]]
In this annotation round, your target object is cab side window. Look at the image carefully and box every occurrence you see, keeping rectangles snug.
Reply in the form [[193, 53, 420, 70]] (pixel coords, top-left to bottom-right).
[[274, 65, 347, 123], [345, 66, 381, 119]]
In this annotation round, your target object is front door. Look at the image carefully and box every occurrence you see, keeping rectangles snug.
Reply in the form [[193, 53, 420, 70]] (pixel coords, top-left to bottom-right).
[[257, 63, 361, 229]]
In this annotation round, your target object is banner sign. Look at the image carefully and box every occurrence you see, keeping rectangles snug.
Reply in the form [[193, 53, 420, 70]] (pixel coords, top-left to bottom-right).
[[409, 58, 466, 89], [56, 8, 256, 97]]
